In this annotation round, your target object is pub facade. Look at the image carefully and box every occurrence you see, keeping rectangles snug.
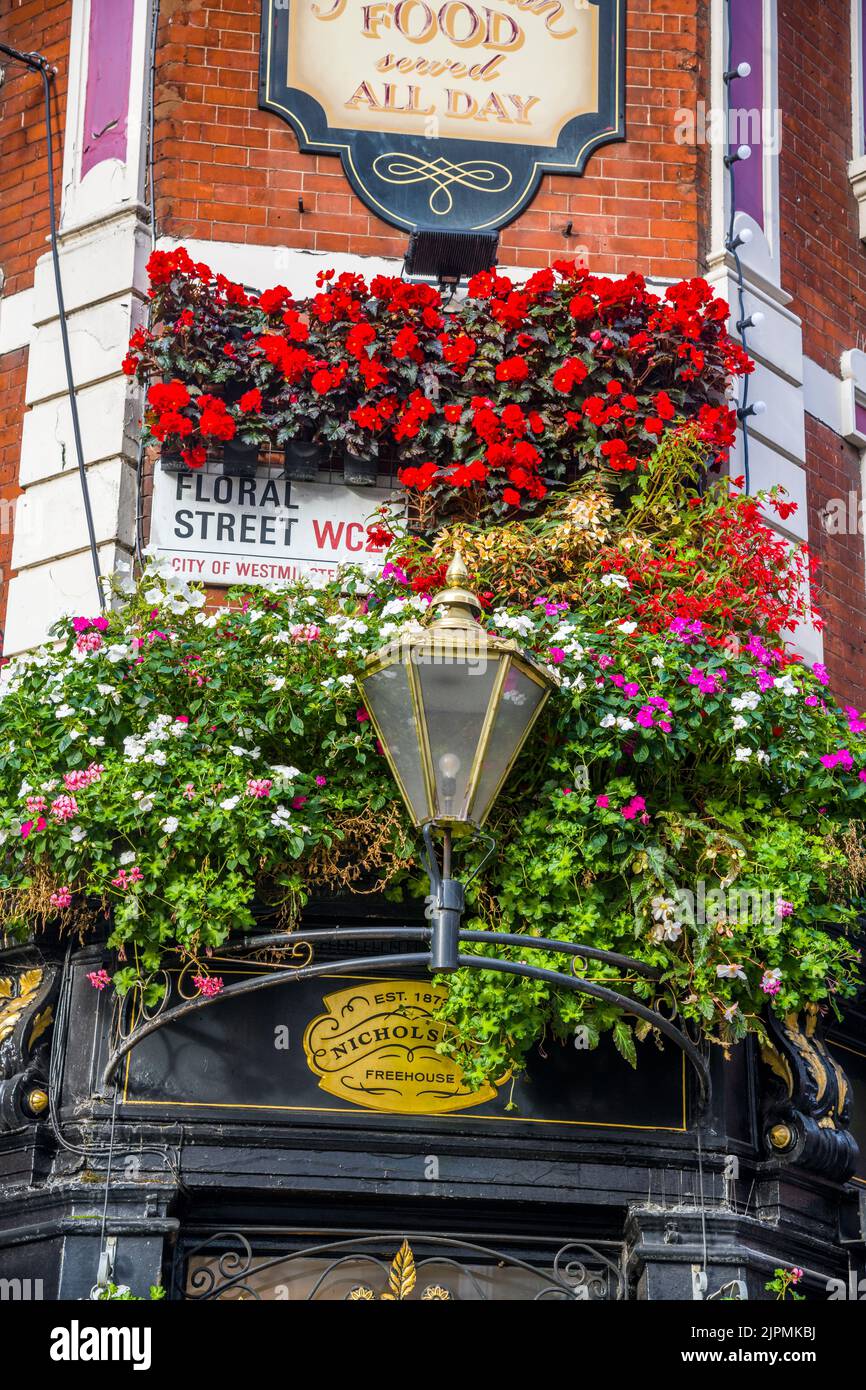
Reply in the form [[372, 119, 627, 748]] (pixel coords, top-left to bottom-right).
[[2, 0, 866, 1303]]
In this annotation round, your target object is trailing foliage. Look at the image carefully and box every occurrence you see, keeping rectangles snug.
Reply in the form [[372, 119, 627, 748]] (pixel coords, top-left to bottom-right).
[[0, 435, 862, 1081]]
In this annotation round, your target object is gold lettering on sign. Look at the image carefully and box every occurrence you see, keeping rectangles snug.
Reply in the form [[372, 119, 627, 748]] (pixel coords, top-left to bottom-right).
[[286, 0, 599, 149], [302, 979, 503, 1114]]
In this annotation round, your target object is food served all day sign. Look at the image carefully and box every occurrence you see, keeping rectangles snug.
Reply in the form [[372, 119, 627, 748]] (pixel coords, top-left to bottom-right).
[[149, 463, 393, 586], [259, 0, 625, 231]]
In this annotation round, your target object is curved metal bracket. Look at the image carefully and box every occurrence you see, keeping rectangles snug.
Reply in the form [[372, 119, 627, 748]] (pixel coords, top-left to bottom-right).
[[100, 925, 711, 1111]]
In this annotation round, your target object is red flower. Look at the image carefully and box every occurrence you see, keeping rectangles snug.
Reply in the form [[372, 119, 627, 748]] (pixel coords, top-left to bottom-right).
[[503, 487, 522, 507], [444, 404, 463, 423], [311, 369, 334, 395], [569, 293, 595, 319], [148, 380, 190, 411], [258, 286, 292, 315], [239, 388, 262, 413], [398, 462, 439, 491], [182, 446, 207, 470], [495, 356, 529, 383], [197, 395, 236, 442]]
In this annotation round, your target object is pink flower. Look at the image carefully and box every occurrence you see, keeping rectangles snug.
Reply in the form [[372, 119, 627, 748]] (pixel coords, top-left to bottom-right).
[[20, 817, 47, 840], [87, 969, 111, 990], [548, 647, 565, 664], [193, 974, 224, 997], [761, 969, 782, 996], [184, 783, 196, 800], [290, 623, 320, 642], [72, 617, 91, 633], [791, 1267, 803, 1283], [812, 663, 829, 686], [175, 715, 190, 724], [595, 795, 610, 809], [775, 898, 794, 918], [621, 795, 647, 821], [382, 561, 408, 585], [356, 708, 370, 723], [75, 630, 103, 654], [562, 787, 572, 796], [50, 886, 72, 909], [291, 795, 308, 809], [25, 795, 47, 815], [246, 778, 273, 798], [63, 763, 103, 792], [636, 707, 654, 728], [315, 775, 327, 787], [623, 682, 640, 698], [50, 794, 78, 823]]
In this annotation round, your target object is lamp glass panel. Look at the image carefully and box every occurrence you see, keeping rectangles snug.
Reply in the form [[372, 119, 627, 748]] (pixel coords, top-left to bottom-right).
[[416, 654, 502, 820], [361, 662, 428, 823], [468, 664, 547, 824]]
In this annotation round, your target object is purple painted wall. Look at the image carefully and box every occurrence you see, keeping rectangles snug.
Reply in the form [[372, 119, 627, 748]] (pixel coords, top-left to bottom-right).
[[81, 0, 135, 179], [861, 0, 866, 150], [728, 0, 765, 230]]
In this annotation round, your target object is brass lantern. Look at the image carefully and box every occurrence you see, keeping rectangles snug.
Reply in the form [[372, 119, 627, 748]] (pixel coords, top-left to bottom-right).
[[359, 552, 558, 831]]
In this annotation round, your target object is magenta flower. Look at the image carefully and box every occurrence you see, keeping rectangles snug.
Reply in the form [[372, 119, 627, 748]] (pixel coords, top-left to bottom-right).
[[20, 817, 46, 840], [356, 708, 370, 724], [315, 775, 327, 787], [595, 794, 610, 809], [775, 898, 794, 918], [548, 647, 565, 664], [382, 561, 408, 585], [621, 795, 646, 820], [193, 974, 224, 998], [636, 707, 654, 728], [50, 886, 72, 910], [291, 795, 308, 809], [623, 681, 640, 698], [812, 663, 829, 686]]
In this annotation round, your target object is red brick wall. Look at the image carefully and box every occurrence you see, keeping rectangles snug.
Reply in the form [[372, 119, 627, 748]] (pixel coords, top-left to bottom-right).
[[805, 415, 866, 705], [0, 0, 72, 647], [778, 0, 866, 374], [153, 0, 702, 278]]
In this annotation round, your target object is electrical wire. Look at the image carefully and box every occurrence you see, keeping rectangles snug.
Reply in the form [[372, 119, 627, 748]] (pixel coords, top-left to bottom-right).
[[0, 43, 104, 608]]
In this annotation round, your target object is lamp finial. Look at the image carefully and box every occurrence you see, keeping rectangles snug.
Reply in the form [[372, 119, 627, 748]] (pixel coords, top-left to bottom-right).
[[429, 547, 481, 627]]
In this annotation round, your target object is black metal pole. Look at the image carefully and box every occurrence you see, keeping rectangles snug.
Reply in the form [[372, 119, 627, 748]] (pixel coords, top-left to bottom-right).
[[428, 826, 464, 973]]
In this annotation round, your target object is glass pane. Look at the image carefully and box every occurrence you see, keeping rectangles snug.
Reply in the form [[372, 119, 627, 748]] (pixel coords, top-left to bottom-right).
[[417, 654, 501, 821], [469, 663, 546, 824], [362, 663, 428, 823]]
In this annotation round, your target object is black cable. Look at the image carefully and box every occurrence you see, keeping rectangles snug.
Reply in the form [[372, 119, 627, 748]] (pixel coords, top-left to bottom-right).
[[1, 44, 105, 607]]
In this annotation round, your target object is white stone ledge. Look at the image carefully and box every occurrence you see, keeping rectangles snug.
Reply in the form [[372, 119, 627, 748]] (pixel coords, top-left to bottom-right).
[[3, 542, 132, 656], [10, 458, 137, 571]]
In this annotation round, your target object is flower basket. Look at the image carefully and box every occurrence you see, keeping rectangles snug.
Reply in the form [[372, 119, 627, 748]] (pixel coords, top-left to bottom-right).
[[283, 436, 325, 482], [221, 442, 260, 478], [343, 449, 378, 487]]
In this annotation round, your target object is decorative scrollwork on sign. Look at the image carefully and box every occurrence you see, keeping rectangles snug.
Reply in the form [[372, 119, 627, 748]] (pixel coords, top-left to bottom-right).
[[371, 153, 512, 217], [0, 960, 58, 1131], [759, 1007, 858, 1182]]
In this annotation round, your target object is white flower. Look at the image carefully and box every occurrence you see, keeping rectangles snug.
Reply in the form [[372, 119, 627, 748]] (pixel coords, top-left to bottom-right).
[[270, 805, 292, 827], [161, 816, 179, 835], [776, 674, 797, 696], [756, 749, 770, 764], [733, 746, 752, 762], [18, 779, 32, 797], [229, 746, 249, 757], [732, 715, 747, 731], [119, 850, 136, 865], [266, 676, 287, 692], [70, 826, 87, 844], [106, 643, 132, 664], [600, 714, 616, 729], [132, 791, 154, 813], [600, 573, 630, 590], [616, 717, 635, 732], [55, 705, 75, 719], [123, 736, 147, 762], [271, 765, 300, 781], [651, 656, 665, 669], [716, 963, 746, 981], [220, 796, 240, 811], [145, 749, 167, 767], [616, 621, 637, 634], [337, 674, 356, 687], [731, 691, 760, 712]]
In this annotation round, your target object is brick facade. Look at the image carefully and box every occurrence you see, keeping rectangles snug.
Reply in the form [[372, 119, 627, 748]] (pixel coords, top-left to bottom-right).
[[153, 0, 703, 277]]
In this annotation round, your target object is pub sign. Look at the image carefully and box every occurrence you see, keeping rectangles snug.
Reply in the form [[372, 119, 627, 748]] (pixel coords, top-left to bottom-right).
[[259, 0, 626, 231]]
